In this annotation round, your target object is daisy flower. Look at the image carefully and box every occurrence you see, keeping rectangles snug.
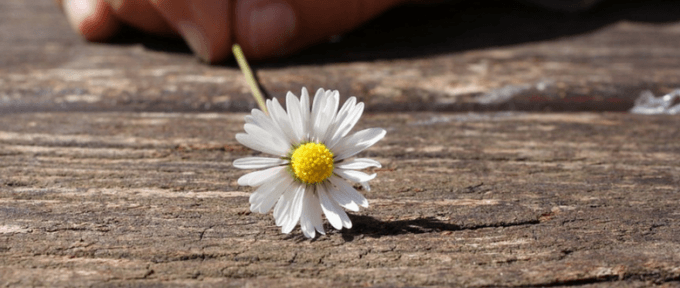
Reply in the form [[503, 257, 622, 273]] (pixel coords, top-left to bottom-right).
[[233, 87, 386, 238]]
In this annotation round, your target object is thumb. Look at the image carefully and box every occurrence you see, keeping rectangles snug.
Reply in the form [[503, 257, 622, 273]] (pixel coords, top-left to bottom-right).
[[236, 0, 408, 60]]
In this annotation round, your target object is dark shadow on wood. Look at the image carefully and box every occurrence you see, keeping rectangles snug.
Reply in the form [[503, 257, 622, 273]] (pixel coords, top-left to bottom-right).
[[247, 0, 680, 67], [107, 26, 193, 56], [340, 214, 539, 242]]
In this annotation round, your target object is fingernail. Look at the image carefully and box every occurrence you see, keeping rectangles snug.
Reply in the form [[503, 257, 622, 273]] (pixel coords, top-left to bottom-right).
[[177, 21, 211, 62], [248, 2, 296, 56], [63, 0, 96, 34], [63, 0, 119, 41]]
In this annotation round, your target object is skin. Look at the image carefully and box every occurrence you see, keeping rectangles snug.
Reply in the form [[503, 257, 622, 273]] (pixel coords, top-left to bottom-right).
[[56, 0, 409, 63]]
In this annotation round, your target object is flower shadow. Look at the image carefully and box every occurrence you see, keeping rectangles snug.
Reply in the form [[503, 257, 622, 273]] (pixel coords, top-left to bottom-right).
[[340, 214, 464, 242]]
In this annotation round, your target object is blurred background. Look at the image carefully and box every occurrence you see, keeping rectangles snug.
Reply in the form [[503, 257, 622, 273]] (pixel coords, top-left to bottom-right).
[[2, 0, 680, 113]]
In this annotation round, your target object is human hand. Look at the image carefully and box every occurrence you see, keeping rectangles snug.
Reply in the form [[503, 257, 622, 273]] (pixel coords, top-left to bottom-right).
[[57, 0, 408, 62]]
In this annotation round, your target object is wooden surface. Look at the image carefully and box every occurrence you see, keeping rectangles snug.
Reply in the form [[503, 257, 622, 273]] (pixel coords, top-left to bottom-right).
[[1, 0, 680, 287], [1, 112, 679, 287]]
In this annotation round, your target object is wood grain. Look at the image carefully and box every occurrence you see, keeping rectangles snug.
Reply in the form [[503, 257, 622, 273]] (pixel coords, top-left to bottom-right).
[[1, 112, 679, 287], [2, 0, 680, 286]]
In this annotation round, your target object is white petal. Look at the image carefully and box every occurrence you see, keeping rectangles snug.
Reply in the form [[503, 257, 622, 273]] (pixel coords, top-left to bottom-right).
[[326, 175, 360, 211], [250, 109, 289, 144], [335, 168, 377, 183], [318, 182, 352, 230], [299, 88, 311, 140], [328, 175, 369, 209], [336, 158, 381, 170], [360, 182, 371, 192], [336, 97, 356, 123], [274, 183, 300, 226], [333, 128, 386, 160], [315, 90, 339, 142], [236, 132, 288, 156], [312, 88, 325, 107], [322, 97, 353, 145], [245, 108, 269, 124], [286, 92, 304, 143], [310, 89, 326, 126], [299, 190, 315, 238], [308, 188, 325, 235], [324, 97, 363, 146], [327, 102, 364, 148], [249, 172, 295, 214], [243, 123, 288, 145], [298, 186, 325, 237], [233, 157, 287, 169], [282, 185, 306, 234], [327, 184, 359, 212], [238, 166, 286, 187], [267, 98, 298, 144], [248, 171, 288, 205], [245, 115, 256, 124], [310, 88, 328, 142], [323, 89, 336, 104], [253, 179, 296, 214]]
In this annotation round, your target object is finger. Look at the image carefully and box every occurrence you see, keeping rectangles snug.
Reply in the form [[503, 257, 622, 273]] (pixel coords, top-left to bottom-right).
[[104, 0, 176, 36], [62, 0, 121, 42], [148, 0, 232, 63], [235, 0, 408, 60]]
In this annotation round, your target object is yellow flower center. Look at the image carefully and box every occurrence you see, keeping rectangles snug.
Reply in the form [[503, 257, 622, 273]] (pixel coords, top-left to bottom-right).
[[290, 142, 334, 184]]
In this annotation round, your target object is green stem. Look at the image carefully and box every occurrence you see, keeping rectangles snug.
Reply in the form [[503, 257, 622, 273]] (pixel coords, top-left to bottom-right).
[[232, 44, 267, 114]]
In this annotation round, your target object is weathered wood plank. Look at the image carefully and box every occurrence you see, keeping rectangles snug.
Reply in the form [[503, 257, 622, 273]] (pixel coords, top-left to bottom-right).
[[1, 112, 679, 287], [2, 0, 680, 286]]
